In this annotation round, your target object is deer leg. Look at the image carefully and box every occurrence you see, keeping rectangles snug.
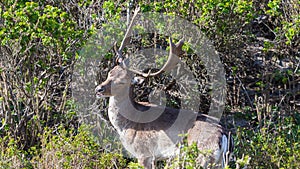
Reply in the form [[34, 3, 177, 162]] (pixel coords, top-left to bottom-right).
[[138, 157, 154, 169]]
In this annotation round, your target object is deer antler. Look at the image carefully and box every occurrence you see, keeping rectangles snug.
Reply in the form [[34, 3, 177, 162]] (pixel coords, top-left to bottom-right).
[[127, 37, 184, 77], [116, 7, 140, 62], [115, 7, 184, 77]]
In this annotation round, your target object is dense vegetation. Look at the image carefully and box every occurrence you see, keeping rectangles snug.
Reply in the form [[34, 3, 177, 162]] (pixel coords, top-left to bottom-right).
[[0, 0, 299, 168]]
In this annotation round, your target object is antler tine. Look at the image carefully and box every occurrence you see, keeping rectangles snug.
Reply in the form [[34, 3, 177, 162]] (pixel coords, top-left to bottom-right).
[[127, 37, 184, 77], [117, 7, 140, 60]]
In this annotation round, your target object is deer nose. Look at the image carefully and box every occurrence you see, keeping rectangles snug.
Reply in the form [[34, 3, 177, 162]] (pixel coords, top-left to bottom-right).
[[95, 86, 105, 93]]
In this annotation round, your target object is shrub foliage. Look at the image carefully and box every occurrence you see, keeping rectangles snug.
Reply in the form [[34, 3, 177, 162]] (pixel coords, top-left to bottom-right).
[[0, 0, 299, 168]]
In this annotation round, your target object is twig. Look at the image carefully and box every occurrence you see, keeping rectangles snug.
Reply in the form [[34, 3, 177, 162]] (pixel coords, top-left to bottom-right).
[[294, 56, 300, 74], [234, 75, 254, 109]]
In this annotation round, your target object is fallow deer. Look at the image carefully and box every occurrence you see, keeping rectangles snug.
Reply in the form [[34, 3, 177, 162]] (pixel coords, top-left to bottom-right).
[[95, 8, 233, 169]]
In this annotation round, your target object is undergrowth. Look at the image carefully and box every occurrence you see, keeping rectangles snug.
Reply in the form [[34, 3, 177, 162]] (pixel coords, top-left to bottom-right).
[[0, 125, 127, 169]]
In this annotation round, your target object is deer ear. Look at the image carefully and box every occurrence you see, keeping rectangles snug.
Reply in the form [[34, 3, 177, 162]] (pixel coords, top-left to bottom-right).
[[115, 57, 123, 64], [132, 76, 145, 85], [118, 58, 130, 69], [114, 42, 123, 65]]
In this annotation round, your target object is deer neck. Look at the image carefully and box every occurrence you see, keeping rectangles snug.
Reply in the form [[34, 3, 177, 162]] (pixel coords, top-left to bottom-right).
[[108, 86, 144, 126], [110, 85, 136, 107], [108, 85, 168, 126]]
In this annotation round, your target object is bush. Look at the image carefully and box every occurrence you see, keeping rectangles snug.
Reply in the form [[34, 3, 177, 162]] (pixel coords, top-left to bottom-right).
[[235, 114, 300, 168], [0, 0, 91, 148], [0, 125, 127, 169]]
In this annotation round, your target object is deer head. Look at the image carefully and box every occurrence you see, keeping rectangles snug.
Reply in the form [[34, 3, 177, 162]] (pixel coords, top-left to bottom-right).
[[95, 7, 185, 99], [95, 37, 184, 98]]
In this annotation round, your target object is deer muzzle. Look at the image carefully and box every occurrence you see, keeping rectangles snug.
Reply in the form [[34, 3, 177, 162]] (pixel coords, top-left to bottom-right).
[[95, 80, 112, 98]]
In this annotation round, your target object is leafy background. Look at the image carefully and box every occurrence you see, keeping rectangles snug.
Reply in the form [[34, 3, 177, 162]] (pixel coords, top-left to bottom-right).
[[0, 0, 299, 168]]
